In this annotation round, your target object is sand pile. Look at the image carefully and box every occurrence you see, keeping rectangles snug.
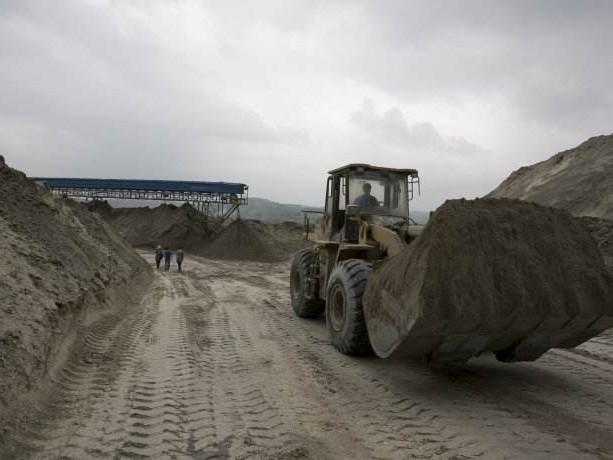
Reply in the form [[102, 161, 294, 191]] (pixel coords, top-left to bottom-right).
[[88, 199, 311, 262], [363, 198, 613, 363], [199, 219, 309, 262], [261, 220, 312, 258], [488, 134, 613, 219], [578, 216, 613, 274], [0, 156, 150, 429], [87, 201, 212, 252]]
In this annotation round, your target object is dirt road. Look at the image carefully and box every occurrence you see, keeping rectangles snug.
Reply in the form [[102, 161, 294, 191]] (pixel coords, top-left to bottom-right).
[[8, 254, 613, 459]]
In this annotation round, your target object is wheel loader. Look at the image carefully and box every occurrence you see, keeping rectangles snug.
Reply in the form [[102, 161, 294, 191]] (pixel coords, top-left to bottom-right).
[[290, 164, 613, 364]]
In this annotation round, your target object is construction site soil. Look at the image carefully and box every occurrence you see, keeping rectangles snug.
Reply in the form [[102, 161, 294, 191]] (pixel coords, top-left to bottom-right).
[[487, 132, 613, 279], [579, 216, 613, 273], [0, 156, 151, 435], [489, 133, 613, 220], [199, 219, 311, 262], [2, 130, 613, 459], [365, 199, 613, 362], [87, 201, 309, 262], [86, 201, 213, 253]]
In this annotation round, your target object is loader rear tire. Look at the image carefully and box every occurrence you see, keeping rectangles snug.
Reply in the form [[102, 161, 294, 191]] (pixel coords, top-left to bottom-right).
[[290, 249, 324, 318], [326, 259, 373, 356]]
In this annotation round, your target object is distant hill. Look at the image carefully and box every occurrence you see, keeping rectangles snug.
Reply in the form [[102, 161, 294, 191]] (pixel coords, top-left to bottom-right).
[[488, 134, 613, 219], [103, 196, 430, 225], [102, 197, 321, 224], [240, 197, 322, 223]]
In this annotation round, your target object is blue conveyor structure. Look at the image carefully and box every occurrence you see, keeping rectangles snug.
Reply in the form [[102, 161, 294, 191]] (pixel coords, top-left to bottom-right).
[[31, 177, 248, 222]]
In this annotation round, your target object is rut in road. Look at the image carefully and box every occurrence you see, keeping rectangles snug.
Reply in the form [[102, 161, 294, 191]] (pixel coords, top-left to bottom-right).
[[9, 254, 613, 459], [17, 276, 202, 458], [12, 270, 310, 459], [194, 257, 613, 460]]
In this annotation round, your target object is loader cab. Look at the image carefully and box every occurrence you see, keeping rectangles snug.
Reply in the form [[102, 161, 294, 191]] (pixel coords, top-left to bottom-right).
[[321, 164, 419, 242]]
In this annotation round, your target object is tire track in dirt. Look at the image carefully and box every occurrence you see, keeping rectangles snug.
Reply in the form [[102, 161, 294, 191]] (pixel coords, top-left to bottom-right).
[[12, 255, 613, 459], [361, 340, 613, 459], [15, 274, 205, 459], [359, 339, 613, 459], [175, 267, 316, 459], [223, 260, 613, 459], [185, 261, 373, 459], [550, 350, 613, 385], [13, 283, 164, 459], [201, 263, 482, 459], [424, 360, 613, 459], [204, 279, 320, 458], [17, 259, 311, 460], [116, 287, 193, 459], [571, 337, 613, 367], [257, 295, 483, 460]]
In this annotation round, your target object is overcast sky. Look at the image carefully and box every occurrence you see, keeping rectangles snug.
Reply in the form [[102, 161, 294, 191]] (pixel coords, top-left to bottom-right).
[[1, 1, 612, 210]]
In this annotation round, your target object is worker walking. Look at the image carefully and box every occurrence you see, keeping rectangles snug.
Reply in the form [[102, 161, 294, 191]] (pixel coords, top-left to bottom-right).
[[176, 247, 184, 272], [154, 245, 163, 269], [163, 246, 172, 272]]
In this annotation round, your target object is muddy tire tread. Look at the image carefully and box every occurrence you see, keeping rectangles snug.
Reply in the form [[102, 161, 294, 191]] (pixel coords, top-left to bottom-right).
[[326, 259, 373, 355], [290, 248, 324, 318]]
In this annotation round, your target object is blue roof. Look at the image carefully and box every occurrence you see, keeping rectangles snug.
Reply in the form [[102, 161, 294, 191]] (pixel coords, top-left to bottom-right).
[[31, 177, 247, 195]]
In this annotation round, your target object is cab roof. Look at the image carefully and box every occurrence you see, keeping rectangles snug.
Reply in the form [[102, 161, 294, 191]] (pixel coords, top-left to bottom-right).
[[328, 163, 419, 177]]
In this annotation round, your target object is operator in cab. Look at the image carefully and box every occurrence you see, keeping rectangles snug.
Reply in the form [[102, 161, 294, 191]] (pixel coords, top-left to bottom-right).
[[354, 182, 379, 208]]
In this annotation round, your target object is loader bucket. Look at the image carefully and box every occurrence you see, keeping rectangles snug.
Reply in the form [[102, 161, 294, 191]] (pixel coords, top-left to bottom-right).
[[363, 199, 613, 364]]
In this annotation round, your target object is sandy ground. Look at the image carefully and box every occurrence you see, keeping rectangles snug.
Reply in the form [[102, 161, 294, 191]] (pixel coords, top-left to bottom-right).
[[5, 253, 613, 460]]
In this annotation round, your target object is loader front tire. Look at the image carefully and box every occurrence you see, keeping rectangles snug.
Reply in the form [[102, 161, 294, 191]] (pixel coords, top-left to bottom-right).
[[326, 259, 373, 356], [290, 249, 324, 318]]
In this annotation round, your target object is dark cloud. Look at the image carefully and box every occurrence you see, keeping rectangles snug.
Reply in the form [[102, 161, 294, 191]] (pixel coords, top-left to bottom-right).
[[350, 99, 487, 156], [1, 1, 611, 209], [0, 1, 306, 183], [327, 1, 613, 133]]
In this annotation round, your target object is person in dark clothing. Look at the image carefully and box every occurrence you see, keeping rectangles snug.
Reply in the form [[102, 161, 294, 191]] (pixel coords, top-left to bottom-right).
[[176, 247, 184, 272], [354, 182, 379, 208], [154, 245, 163, 269], [163, 246, 172, 271]]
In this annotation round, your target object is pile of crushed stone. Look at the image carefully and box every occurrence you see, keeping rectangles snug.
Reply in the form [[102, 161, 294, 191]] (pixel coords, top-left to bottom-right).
[[0, 156, 150, 431], [87, 200, 211, 252], [488, 134, 613, 219], [363, 198, 613, 363], [199, 219, 309, 262]]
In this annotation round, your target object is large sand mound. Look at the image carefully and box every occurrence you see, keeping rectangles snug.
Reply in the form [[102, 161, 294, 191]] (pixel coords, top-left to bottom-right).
[[364, 198, 613, 363], [578, 216, 613, 274], [199, 219, 309, 262], [87, 201, 311, 262], [87, 201, 211, 252], [488, 134, 613, 219], [88, 202, 309, 262], [0, 156, 150, 430]]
